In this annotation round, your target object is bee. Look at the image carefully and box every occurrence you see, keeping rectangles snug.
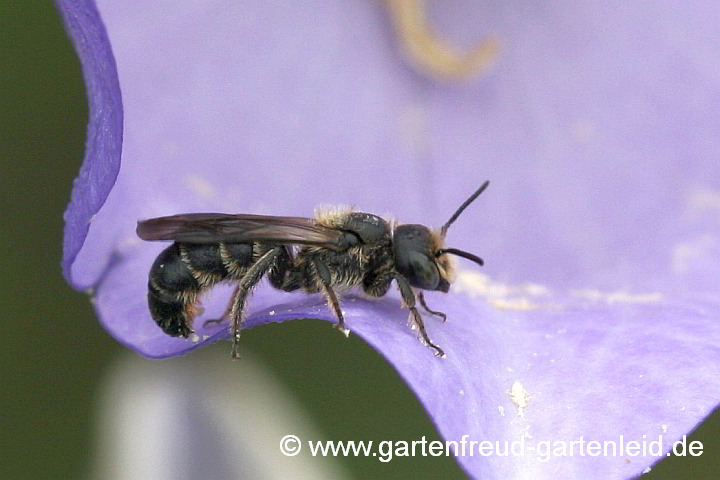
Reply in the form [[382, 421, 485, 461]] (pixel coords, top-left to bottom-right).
[[136, 181, 489, 358]]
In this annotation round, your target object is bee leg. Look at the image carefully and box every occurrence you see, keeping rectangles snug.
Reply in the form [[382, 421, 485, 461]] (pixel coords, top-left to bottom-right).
[[203, 317, 226, 327], [312, 259, 348, 335], [203, 286, 239, 328], [417, 291, 447, 322], [362, 270, 392, 297], [229, 248, 283, 359], [268, 246, 297, 291], [395, 275, 445, 358]]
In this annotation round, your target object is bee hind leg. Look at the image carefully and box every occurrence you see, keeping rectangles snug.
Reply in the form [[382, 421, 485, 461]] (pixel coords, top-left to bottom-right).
[[229, 248, 284, 359], [202, 286, 238, 328]]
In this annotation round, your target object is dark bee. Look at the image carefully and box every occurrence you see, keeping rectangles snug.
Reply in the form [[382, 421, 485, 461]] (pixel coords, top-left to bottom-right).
[[136, 181, 489, 358]]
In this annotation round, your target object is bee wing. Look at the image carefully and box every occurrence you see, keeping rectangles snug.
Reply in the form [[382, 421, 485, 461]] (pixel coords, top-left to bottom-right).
[[137, 213, 352, 251]]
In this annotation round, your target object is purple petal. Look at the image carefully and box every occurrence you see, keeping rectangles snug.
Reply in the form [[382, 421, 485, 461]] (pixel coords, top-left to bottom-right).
[[60, 1, 720, 478], [57, 0, 123, 288]]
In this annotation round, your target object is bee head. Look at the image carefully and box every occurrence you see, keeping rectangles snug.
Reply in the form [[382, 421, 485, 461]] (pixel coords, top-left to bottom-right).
[[394, 224, 451, 292], [393, 181, 489, 292]]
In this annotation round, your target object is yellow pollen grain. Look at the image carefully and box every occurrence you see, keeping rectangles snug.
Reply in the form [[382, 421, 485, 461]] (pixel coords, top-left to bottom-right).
[[454, 271, 560, 311], [509, 380, 530, 418], [386, 0, 501, 81], [491, 297, 545, 311], [570, 289, 663, 304]]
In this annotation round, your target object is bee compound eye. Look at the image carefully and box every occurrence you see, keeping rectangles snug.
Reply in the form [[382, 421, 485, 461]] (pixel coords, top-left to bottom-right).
[[407, 252, 440, 290]]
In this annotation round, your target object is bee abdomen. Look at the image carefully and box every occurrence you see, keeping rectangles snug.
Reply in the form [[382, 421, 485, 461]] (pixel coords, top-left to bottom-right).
[[148, 284, 193, 337], [218, 242, 254, 279], [147, 242, 256, 337], [181, 243, 230, 282], [147, 243, 203, 337]]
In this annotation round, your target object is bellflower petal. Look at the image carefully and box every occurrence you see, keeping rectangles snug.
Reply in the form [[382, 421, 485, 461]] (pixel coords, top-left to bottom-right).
[[60, 1, 720, 478], [58, 0, 123, 287]]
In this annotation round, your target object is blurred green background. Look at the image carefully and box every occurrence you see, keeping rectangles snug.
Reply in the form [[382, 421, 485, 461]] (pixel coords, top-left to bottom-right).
[[1, 2, 717, 479]]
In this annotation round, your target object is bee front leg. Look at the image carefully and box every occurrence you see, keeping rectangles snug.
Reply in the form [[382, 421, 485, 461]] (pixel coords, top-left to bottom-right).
[[230, 248, 283, 359], [417, 291, 447, 322], [394, 275, 445, 358], [311, 259, 348, 335]]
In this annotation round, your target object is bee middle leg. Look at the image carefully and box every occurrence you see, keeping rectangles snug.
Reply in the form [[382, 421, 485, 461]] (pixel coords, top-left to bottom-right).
[[311, 259, 347, 334], [268, 246, 297, 291], [394, 275, 445, 358], [229, 247, 284, 359]]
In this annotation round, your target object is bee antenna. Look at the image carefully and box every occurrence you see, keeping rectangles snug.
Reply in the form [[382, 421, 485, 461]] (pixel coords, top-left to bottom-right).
[[441, 181, 490, 237], [435, 248, 484, 267]]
